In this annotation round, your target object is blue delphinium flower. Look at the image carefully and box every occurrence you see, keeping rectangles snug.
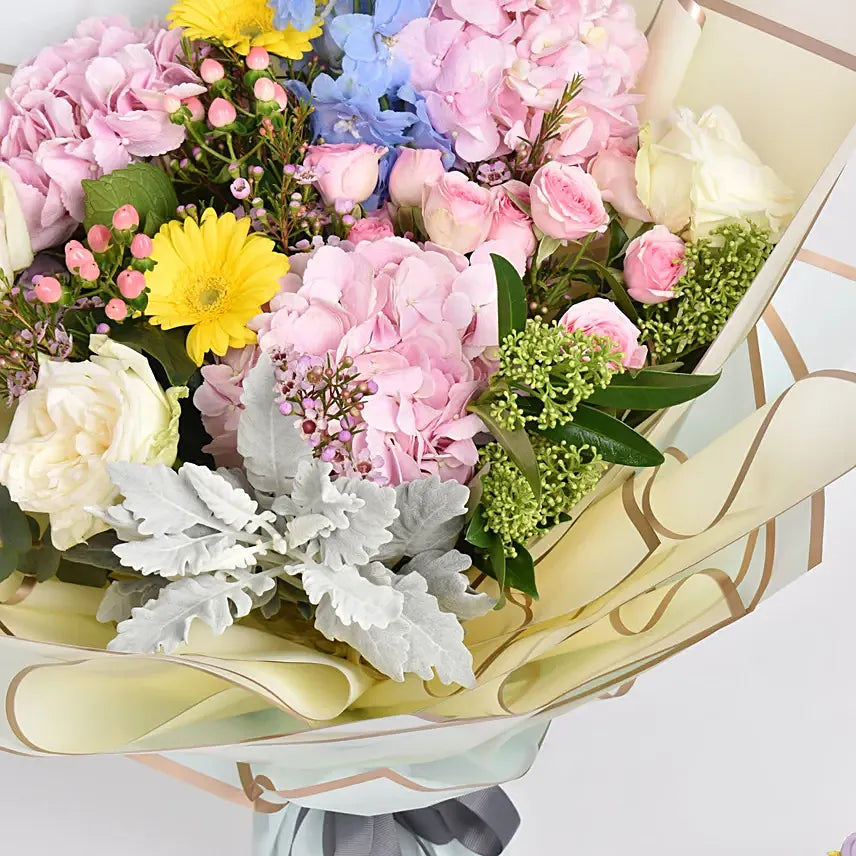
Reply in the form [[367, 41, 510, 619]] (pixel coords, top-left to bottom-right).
[[308, 73, 415, 146], [363, 147, 400, 211], [269, 0, 318, 33], [393, 83, 456, 168]]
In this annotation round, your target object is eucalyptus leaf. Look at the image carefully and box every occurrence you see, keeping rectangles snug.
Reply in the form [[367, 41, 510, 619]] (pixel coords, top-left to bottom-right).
[[63, 531, 126, 571], [491, 253, 527, 340], [536, 404, 664, 468], [17, 533, 61, 582], [56, 560, 111, 588], [587, 370, 720, 410], [109, 321, 197, 386], [0, 487, 33, 582], [82, 162, 178, 235]]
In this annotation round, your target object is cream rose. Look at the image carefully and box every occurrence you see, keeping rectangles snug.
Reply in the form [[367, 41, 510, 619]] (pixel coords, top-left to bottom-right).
[[0, 335, 185, 549], [0, 165, 34, 288], [636, 106, 796, 241]]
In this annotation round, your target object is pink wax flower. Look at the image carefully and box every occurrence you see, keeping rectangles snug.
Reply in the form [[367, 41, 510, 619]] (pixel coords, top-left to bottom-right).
[[530, 162, 610, 241], [0, 16, 204, 251], [193, 347, 260, 468], [488, 180, 537, 260], [623, 226, 687, 304], [303, 144, 387, 207], [252, 237, 502, 485], [560, 297, 647, 369], [421, 171, 496, 255]]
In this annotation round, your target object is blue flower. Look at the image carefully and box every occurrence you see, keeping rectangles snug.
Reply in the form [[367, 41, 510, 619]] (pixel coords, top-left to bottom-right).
[[393, 83, 456, 168], [268, 0, 318, 33], [363, 147, 400, 211], [330, 0, 430, 64], [309, 73, 415, 147]]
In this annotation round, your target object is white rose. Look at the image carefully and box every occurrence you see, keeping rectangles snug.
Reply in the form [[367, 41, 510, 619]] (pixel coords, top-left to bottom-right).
[[635, 106, 796, 241], [0, 165, 34, 288], [0, 335, 186, 550]]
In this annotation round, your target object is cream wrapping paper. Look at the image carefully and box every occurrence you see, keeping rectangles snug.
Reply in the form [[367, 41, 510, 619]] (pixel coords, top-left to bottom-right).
[[2, 0, 856, 820]]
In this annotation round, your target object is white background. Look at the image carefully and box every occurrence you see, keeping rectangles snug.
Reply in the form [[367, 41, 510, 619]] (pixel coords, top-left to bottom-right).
[[1, 2, 856, 855]]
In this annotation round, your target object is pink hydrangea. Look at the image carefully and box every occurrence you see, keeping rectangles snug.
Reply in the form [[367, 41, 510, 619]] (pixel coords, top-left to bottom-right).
[[0, 16, 204, 250], [253, 237, 501, 486], [395, 0, 647, 165], [193, 347, 260, 468]]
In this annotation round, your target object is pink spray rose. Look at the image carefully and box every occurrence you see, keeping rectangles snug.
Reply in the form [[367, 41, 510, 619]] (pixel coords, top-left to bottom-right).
[[488, 180, 537, 260], [253, 237, 501, 485], [348, 214, 395, 244], [589, 140, 651, 222], [0, 16, 204, 251], [388, 148, 447, 208], [624, 226, 687, 305], [421, 171, 495, 255], [560, 297, 647, 369], [530, 162, 610, 242], [303, 144, 387, 207]]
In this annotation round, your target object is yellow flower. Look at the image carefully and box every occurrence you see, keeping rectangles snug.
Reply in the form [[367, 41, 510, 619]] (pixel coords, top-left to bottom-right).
[[145, 209, 289, 365], [167, 0, 322, 59]]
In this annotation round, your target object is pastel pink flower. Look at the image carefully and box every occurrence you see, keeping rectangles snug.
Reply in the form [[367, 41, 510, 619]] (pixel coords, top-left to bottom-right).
[[560, 297, 647, 369], [422, 171, 495, 254], [193, 347, 260, 468], [623, 226, 687, 305], [303, 144, 387, 207], [589, 139, 650, 221], [388, 148, 447, 208], [488, 180, 537, 260], [0, 17, 203, 251], [530, 162, 609, 241], [348, 214, 395, 244]]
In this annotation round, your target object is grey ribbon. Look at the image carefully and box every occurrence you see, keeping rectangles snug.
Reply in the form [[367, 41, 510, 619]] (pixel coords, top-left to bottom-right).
[[291, 787, 519, 856]]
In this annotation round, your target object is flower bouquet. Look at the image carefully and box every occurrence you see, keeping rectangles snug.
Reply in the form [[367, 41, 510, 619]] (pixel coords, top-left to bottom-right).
[[1, 0, 855, 852]]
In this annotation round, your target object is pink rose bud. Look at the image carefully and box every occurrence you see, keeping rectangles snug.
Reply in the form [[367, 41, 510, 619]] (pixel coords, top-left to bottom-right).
[[246, 47, 270, 70], [78, 261, 100, 282], [388, 148, 446, 208], [200, 58, 225, 83], [65, 241, 94, 271], [33, 276, 62, 304], [117, 269, 147, 299], [208, 97, 237, 128], [87, 224, 112, 253], [588, 140, 651, 222], [421, 171, 495, 254], [303, 143, 387, 207], [254, 77, 276, 102], [105, 298, 129, 321], [130, 234, 154, 259], [348, 215, 395, 244], [185, 97, 205, 122], [624, 226, 687, 305], [530, 162, 610, 242], [487, 180, 537, 260], [560, 297, 647, 369], [112, 205, 140, 231], [163, 94, 182, 114]]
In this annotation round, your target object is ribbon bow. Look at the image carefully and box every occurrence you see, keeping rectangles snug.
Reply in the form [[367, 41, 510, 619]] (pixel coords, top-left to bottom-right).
[[257, 788, 520, 856]]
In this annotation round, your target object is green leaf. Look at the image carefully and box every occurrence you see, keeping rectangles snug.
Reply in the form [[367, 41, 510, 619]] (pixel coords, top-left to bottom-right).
[[503, 186, 532, 218], [63, 532, 124, 572], [17, 532, 61, 582], [535, 236, 562, 267], [465, 506, 493, 549], [110, 321, 196, 386], [506, 544, 539, 599], [488, 536, 507, 607], [0, 487, 34, 582], [587, 370, 721, 410], [56, 560, 111, 589], [469, 402, 541, 502], [608, 219, 629, 264], [491, 253, 527, 340], [579, 259, 639, 322], [536, 404, 664, 468], [83, 162, 178, 235]]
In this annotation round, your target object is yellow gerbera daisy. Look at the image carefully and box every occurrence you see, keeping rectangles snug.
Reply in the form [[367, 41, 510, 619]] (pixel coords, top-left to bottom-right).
[[167, 0, 322, 59], [145, 209, 289, 365]]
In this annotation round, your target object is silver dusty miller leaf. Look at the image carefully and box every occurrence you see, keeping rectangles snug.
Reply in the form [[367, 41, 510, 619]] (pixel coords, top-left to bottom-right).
[[401, 550, 495, 620]]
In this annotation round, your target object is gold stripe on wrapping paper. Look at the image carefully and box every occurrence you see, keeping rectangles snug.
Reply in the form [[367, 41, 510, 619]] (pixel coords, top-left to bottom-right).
[[797, 249, 856, 282], [1, 578, 36, 607], [677, 0, 706, 26]]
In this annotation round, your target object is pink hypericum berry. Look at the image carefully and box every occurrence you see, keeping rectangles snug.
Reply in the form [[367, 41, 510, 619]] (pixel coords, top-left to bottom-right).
[[200, 58, 225, 83], [33, 276, 62, 304], [272, 83, 288, 110], [254, 78, 276, 102], [130, 234, 154, 259], [78, 261, 101, 282], [112, 205, 140, 231], [105, 299, 128, 321], [185, 97, 205, 122], [65, 241, 94, 271], [117, 269, 147, 299], [163, 94, 182, 114], [87, 224, 112, 253], [208, 97, 237, 128], [246, 47, 270, 70]]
